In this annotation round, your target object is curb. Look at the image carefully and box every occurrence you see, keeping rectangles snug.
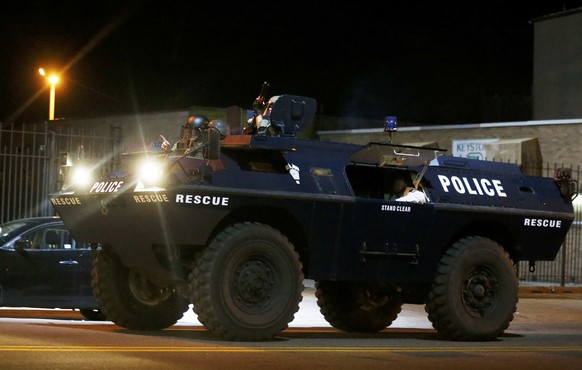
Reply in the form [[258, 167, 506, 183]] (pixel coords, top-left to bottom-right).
[[518, 285, 582, 299]]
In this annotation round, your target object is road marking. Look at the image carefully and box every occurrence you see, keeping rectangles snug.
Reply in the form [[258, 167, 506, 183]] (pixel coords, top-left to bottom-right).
[[0, 346, 581, 353]]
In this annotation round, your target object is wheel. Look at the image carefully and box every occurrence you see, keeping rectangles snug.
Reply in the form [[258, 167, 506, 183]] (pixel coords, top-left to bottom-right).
[[315, 281, 402, 332], [425, 236, 518, 341], [91, 248, 189, 330], [190, 222, 304, 341], [79, 308, 106, 321]]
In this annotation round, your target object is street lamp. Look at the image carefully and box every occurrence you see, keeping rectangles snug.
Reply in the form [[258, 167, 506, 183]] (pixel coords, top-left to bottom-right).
[[38, 68, 59, 121]]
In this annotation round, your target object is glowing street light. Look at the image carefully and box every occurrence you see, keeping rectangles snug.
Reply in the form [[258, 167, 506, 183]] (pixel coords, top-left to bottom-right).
[[38, 68, 59, 120]]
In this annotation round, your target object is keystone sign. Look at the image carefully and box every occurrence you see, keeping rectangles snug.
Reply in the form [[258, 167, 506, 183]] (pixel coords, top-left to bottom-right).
[[452, 138, 499, 160]]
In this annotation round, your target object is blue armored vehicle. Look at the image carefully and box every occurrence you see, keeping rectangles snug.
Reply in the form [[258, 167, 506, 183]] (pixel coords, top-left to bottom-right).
[[50, 85, 577, 341]]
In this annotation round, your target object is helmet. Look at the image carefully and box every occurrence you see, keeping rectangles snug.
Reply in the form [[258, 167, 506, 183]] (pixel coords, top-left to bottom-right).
[[208, 119, 230, 138], [263, 95, 280, 116], [186, 115, 210, 129]]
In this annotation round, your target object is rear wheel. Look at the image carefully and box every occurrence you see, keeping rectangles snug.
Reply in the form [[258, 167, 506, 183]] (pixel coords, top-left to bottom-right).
[[425, 236, 518, 341], [92, 249, 189, 330], [316, 281, 402, 332], [190, 222, 304, 341]]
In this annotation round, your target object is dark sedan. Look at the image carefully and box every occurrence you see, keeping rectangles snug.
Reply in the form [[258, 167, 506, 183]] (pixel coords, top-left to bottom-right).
[[0, 216, 104, 320]]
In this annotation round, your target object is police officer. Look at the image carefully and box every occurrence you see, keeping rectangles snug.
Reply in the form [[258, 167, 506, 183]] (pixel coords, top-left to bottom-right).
[[386, 175, 428, 204], [160, 115, 209, 153], [174, 115, 209, 150]]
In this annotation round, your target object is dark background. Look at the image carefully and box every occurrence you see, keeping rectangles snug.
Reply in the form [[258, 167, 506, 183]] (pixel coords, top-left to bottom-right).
[[2, 1, 582, 125]]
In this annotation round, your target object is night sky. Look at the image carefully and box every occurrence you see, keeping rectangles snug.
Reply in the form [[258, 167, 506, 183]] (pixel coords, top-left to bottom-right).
[[2, 1, 582, 126]]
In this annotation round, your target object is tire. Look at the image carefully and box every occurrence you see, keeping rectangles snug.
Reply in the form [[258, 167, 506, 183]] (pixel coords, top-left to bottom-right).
[[91, 249, 189, 330], [315, 281, 402, 332], [79, 308, 106, 321], [425, 236, 518, 341], [190, 222, 304, 341]]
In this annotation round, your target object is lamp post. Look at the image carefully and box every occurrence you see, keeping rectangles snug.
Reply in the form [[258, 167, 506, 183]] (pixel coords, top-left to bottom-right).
[[38, 68, 59, 121]]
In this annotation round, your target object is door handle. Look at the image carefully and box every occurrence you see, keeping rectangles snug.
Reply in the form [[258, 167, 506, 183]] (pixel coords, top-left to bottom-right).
[[59, 260, 79, 265]]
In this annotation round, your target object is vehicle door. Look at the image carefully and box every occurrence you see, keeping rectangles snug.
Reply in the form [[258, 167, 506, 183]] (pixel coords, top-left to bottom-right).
[[339, 165, 436, 282], [0, 225, 92, 307], [351, 196, 434, 261]]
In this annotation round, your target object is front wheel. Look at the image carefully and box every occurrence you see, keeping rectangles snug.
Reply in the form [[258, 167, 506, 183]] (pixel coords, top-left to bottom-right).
[[425, 236, 518, 341], [190, 222, 304, 341], [92, 249, 189, 330]]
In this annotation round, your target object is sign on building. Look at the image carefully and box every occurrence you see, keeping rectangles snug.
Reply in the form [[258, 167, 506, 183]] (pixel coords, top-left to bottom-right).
[[452, 138, 499, 159]]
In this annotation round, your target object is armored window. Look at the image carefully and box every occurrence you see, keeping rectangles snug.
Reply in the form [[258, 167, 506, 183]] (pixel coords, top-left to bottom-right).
[[233, 149, 289, 174], [311, 167, 338, 194]]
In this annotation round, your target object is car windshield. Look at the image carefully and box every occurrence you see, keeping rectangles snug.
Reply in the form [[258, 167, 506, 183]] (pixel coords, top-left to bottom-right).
[[0, 221, 29, 244]]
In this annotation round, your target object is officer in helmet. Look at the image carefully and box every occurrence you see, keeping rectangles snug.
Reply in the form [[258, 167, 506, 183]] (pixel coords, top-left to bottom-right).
[[173, 115, 209, 151], [207, 119, 230, 139]]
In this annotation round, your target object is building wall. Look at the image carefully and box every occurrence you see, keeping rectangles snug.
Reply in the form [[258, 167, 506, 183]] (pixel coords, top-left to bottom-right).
[[317, 119, 582, 166], [60, 103, 582, 167], [532, 9, 582, 119], [60, 106, 231, 153]]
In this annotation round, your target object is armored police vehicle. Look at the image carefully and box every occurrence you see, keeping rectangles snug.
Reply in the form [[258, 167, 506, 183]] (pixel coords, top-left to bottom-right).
[[50, 86, 577, 341]]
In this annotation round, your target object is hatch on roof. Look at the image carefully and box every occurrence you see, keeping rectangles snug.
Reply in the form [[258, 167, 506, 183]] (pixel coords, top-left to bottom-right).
[[349, 142, 446, 168]]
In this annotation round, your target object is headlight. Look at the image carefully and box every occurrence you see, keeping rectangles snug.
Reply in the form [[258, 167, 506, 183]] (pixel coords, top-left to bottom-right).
[[70, 166, 94, 187], [135, 158, 166, 189]]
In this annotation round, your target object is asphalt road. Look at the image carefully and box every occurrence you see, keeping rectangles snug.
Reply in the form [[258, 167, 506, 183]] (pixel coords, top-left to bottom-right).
[[0, 286, 581, 370]]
